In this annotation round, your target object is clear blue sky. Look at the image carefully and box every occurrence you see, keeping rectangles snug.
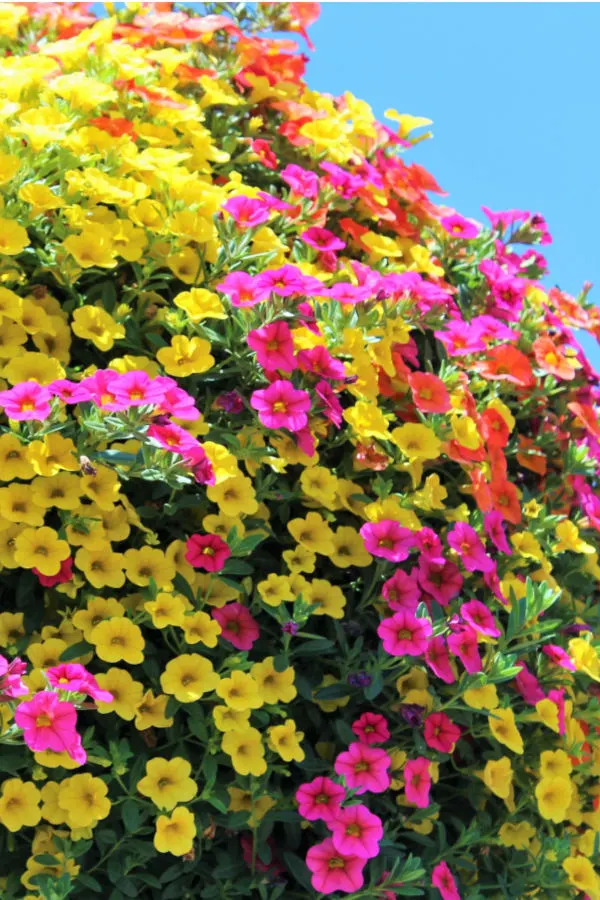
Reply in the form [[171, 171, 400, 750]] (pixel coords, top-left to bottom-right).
[[305, 2, 600, 366]]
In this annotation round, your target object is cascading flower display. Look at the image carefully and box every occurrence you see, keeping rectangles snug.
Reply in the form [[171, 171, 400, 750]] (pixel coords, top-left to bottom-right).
[[0, 2, 599, 899]]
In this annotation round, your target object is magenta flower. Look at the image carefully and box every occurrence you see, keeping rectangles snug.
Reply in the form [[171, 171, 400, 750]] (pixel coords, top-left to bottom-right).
[[440, 213, 480, 240], [514, 660, 545, 706], [460, 599, 501, 638], [254, 264, 308, 298], [185, 533, 230, 572], [158, 380, 200, 420], [404, 757, 431, 808], [484, 511, 512, 555], [222, 195, 271, 228], [216, 272, 268, 307], [33, 556, 73, 588], [14, 691, 86, 764], [542, 644, 576, 672], [50, 379, 93, 404], [482, 205, 529, 233], [111, 370, 165, 407], [320, 161, 364, 198], [328, 282, 372, 304], [46, 663, 113, 703], [415, 528, 445, 564], [295, 776, 345, 822], [382, 569, 421, 613], [148, 422, 199, 455], [0, 655, 28, 701], [352, 712, 390, 745], [377, 610, 432, 657], [247, 321, 296, 372], [432, 861, 461, 900], [315, 380, 343, 428], [305, 837, 365, 894], [250, 380, 311, 432], [417, 558, 463, 607], [298, 346, 346, 380], [301, 226, 346, 253], [359, 520, 416, 562], [212, 602, 259, 651], [423, 712, 461, 754], [434, 321, 486, 357], [0, 381, 52, 420], [185, 445, 216, 486], [280, 163, 319, 199], [81, 370, 124, 411], [425, 636, 456, 684], [334, 743, 391, 795], [447, 627, 482, 674], [447, 523, 494, 573], [330, 804, 383, 859]]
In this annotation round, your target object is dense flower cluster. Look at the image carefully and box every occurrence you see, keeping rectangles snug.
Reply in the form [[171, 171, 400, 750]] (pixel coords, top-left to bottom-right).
[[0, 2, 599, 898]]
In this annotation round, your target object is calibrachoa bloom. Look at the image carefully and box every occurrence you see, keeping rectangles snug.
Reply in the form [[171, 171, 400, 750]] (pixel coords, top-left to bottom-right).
[[0, 4, 597, 898]]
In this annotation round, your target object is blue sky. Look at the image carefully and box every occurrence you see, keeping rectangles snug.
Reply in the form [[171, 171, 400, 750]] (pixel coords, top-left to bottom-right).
[[304, 2, 600, 365]]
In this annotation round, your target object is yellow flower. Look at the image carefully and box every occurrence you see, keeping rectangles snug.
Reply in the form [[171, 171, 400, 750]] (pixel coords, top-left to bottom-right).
[[124, 547, 176, 589], [0, 484, 44, 526], [287, 512, 335, 555], [343, 401, 390, 441], [540, 749, 572, 780], [174, 288, 226, 320], [488, 708, 524, 754], [181, 611, 221, 648], [510, 531, 544, 562], [450, 415, 482, 450], [31, 474, 81, 510], [213, 705, 251, 733], [216, 670, 262, 711], [57, 774, 110, 828], [27, 433, 79, 476], [0, 318, 27, 358], [0, 434, 34, 481], [497, 821, 536, 850], [251, 658, 297, 705], [81, 466, 121, 509], [157, 335, 214, 376], [257, 574, 294, 608], [222, 727, 266, 776], [563, 857, 600, 899], [306, 579, 346, 619], [283, 545, 316, 574], [18, 182, 64, 213], [13, 526, 70, 576], [463, 684, 499, 710], [134, 691, 173, 730], [535, 776, 572, 822], [300, 466, 338, 509], [481, 757, 513, 799], [268, 719, 305, 762], [534, 698, 561, 733], [90, 618, 145, 664], [391, 423, 442, 460], [145, 593, 186, 628], [568, 638, 600, 680], [207, 474, 258, 517], [330, 526, 372, 568], [137, 757, 197, 811], [160, 653, 220, 702], [95, 668, 144, 721], [228, 788, 275, 827], [0, 779, 41, 832], [71, 306, 125, 350], [63, 225, 117, 269], [75, 545, 126, 589], [40, 782, 68, 824], [154, 806, 196, 856], [0, 151, 20, 184], [27, 638, 68, 669], [0, 611, 25, 647], [0, 217, 29, 255], [553, 520, 595, 554]]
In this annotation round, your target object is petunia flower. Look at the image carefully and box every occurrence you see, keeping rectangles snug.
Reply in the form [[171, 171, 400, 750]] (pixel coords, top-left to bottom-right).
[[185, 533, 230, 572], [14, 691, 86, 764], [248, 321, 296, 372], [334, 743, 391, 794], [305, 837, 365, 894], [460, 599, 501, 638], [352, 712, 390, 745], [381, 569, 421, 613], [404, 757, 431, 808], [359, 520, 416, 562], [250, 380, 311, 432], [447, 522, 494, 573], [423, 712, 461, 753], [447, 626, 482, 674], [0, 381, 52, 420], [432, 861, 461, 900], [212, 602, 259, 651], [295, 776, 345, 822], [329, 804, 383, 859], [377, 610, 432, 657], [425, 636, 456, 684], [46, 663, 114, 703]]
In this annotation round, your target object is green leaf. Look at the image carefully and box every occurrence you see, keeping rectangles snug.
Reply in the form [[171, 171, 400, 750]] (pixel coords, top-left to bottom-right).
[[173, 572, 195, 605], [77, 873, 103, 893], [223, 559, 254, 576], [282, 851, 313, 893], [314, 683, 351, 701], [33, 854, 60, 866], [364, 672, 384, 700], [59, 641, 93, 662], [121, 800, 142, 832], [273, 653, 289, 672]]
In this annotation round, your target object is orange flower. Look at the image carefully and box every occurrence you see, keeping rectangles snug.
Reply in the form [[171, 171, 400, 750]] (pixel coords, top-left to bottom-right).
[[475, 345, 535, 388], [533, 337, 578, 381], [490, 477, 521, 525]]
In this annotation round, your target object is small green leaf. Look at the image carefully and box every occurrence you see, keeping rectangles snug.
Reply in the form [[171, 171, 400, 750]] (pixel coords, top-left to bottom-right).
[[59, 641, 93, 662]]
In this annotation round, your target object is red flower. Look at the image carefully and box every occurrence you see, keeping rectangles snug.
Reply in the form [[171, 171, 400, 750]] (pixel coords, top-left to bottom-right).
[[185, 534, 230, 572]]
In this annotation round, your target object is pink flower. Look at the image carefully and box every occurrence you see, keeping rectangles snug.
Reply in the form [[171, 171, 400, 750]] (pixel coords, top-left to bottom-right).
[[542, 644, 576, 672], [222, 195, 271, 228], [254, 264, 308, 298], [315, 380, 343, 428], [185, 533, 230, 572], [408, 372, 451, 414], [415, 528, 445, 564], [417, 558, 463, 607], [148, 422, 199, 455], [352, 712, 390, 745], [305, 837, 365, 894], [435, 321, 486, 357], [185, 445, 216, 486], [247, 321, 296, 372], [432, 861, 461, 900], [14, 691, 86, 764], [423, 712, 461, 753], [157, 380, 199, 420], [447, 523, 494, 573], [281, 163, 319, 199], [334, 743, 391, 795], [425, 636, 456, 684], [301, 226, 346, 253], [359, 520, 416, 562], [50, 379, 92, 404], [250, 380, 311, 432], [320, 161, 364, 198], [404, 757, 431, 808], [330, 804, 383, 859], [514, 660, 545, 706], [216, 272, 267, 308], [212, 602, 259, 651], [377, 610, 432, 657], [484, 511, 511, 555], [81, 370, 123, 411], [460, 599, 501, 638], [295, 776, 345, 822], [0, 655, 28, 701], [382, 569, 421, 613], [440, 213, 480, 240], [33, 556, 73, 587], [46, 664, 113, 703], [298, 346, 346, 380], [0, 381, 52, 420], [328, 282, 372, 304], [111, 370, 165, 407], [447, 627, 482, 674]]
